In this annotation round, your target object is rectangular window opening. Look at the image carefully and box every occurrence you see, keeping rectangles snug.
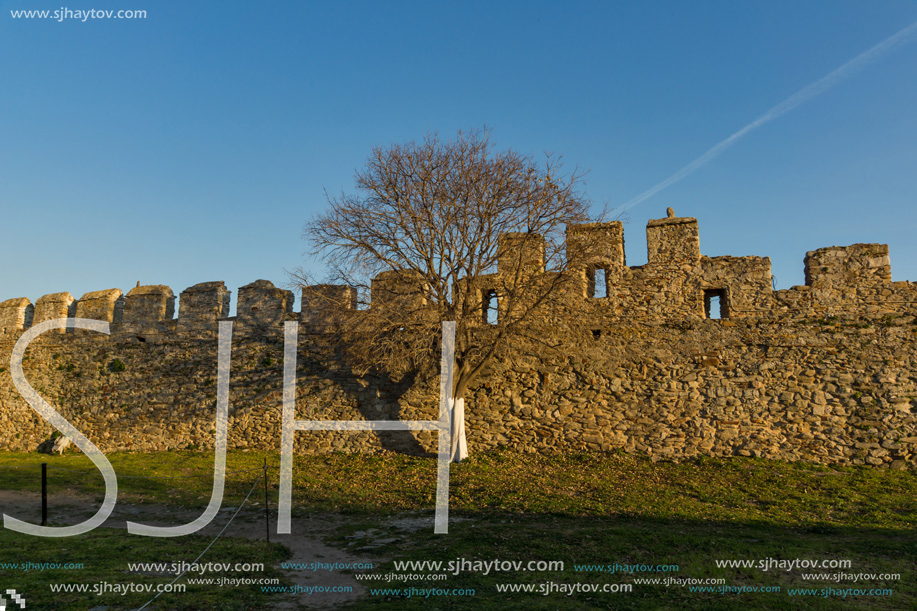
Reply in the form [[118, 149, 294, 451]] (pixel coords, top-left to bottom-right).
[[704, 288, 728, 320], [588, 266, 609, 299], [483, 290, 499, 325]]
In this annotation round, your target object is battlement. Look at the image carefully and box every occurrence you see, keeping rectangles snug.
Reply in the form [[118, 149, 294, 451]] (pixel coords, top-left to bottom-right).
[[646, 208, 700, 265], [1, 209, 916, 467], [34, 292, 76, 333], [236, 280, 295, 331], [1, 210, 914, 339], [300, 284, 357, 331], [498, 232, 546, 277], [124, 285, 175, 322], [0, 298, 33, 335], [804, 244, 891, 288], [371, 270, 429, 313], [176, 281, 231, 337], [566, 221, 626, 270]]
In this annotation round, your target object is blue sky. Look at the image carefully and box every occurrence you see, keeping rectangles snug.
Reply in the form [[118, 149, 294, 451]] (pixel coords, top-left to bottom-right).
[[2, 1, 916, 314]]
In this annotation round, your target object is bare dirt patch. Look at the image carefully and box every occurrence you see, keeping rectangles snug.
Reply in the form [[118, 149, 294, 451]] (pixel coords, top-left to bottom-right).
[[0, 490, 384, 610]]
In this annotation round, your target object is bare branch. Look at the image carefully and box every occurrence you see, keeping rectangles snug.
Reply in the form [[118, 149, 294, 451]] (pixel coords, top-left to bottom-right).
[[295, 129, 619, 452]]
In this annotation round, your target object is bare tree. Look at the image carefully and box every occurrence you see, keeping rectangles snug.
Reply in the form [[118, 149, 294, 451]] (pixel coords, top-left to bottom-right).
[[296, 129, 606, 461]]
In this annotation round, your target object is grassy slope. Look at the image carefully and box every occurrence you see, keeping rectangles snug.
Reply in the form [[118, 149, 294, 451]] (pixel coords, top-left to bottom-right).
[[0, 450, 914, 610]]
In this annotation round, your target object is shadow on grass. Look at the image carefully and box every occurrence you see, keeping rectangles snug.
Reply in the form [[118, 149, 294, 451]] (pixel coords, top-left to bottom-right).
[[0, 450, 913, 609], [333, 512, 914, 611], [0, 527, 291, 611]]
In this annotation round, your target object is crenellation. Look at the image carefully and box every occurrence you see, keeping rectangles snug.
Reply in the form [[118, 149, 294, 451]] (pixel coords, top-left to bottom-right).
[[566, 222, 625, 299], [805, 244, 891, 289], [1, 211, 915, 466], [114, 284, 177, 341], [0, 213, 910, 330], [566, 221, 626, 270], [701, 255, 772, 318], [33, 292, 76, 334], [300, 284, 357, 331], [0, 297, 33, 335], [177, 281, 231, 334], [74, 289, 123, 323], [371, 269, 428, 313], [497, 232, 546, 277], [797, 244, 914, 318], [236, 279, 295, 329], [123, 285, 176, 324], [646, 211, 700, 266]]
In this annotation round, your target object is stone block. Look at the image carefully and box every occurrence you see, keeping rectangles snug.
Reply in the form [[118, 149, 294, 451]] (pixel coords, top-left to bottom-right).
[[498, 232, 545, 276], [300, 284, 356, 330], [804, 244, 891, 289], [123, 284, 175, 323], [646, 211, 700, 265], [34, 292, 76, 324], [75, 289, 123, 322], [237, 279, 294, 327], [371, 270, 428, 312], [33, 292, 76, 333], [566, 221, 625, 269], [0, 297, 33, 334], [178, 281, 231, 329]]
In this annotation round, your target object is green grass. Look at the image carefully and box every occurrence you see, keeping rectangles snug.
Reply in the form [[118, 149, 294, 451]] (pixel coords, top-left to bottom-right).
[[1, 451, 912, 528], [0, 528, 291, 610], [0, 450, 914, 610], [336, 514, 913, 610]]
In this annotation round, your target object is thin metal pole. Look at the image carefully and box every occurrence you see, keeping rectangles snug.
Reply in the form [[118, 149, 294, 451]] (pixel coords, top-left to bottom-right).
[[263, 458, 270, 543], [41, 462, 48, 526]]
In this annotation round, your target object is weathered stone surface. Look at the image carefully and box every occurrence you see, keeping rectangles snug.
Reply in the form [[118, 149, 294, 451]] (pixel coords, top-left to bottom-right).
[[498, 233, 545, 276], [301, 284, 357, 331], [177, 281, 230, 333], [33, 292, 76, 332], [75, 289, 123, 323], [123, 285, 175, 323], [646, 215, 699, 264], [0, 297, 33, 334], [0, 212, 914, 467], [236, 280, 294, 329], [370, 270, 428, 313]]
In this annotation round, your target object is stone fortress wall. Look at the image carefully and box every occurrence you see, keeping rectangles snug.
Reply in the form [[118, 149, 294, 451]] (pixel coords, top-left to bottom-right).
[[1, 210, 916, 467]]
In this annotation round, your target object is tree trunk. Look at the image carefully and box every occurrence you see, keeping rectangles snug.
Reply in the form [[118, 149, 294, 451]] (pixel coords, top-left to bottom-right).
[[449, 391, 468, 463]]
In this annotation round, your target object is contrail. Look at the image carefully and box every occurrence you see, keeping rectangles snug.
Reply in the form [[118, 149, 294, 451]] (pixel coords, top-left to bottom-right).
[[617, 20, 917, 213]]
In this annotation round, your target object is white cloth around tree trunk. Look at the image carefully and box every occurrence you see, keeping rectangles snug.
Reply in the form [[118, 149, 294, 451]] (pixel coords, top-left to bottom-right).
[[450, 395, 468, 462]]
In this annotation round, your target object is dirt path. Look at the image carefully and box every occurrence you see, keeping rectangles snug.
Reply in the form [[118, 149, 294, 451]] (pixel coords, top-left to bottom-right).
[[0, 490, 402, 610]]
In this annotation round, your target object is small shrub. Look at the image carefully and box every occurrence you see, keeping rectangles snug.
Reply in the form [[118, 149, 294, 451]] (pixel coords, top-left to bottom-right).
[[108, 358, 126, 373]]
